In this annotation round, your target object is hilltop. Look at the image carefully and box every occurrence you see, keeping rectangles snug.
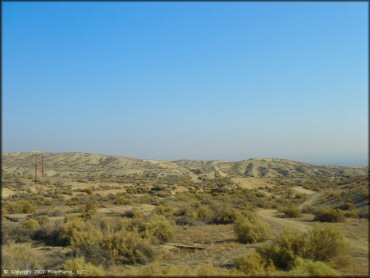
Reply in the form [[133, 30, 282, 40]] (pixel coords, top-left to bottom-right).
[[2, 152, 367, 180]]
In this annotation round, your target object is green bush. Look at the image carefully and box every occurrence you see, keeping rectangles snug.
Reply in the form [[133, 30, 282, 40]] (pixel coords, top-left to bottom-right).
[[234, 215, 269, 244], [289, 257, 340, 276], [235, 252, 275, 275], [313, 209, 345, 222], [62, 257, 105, 276]]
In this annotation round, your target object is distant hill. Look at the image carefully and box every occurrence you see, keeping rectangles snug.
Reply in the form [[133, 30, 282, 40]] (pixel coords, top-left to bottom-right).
[[2, 152, 368, 180]]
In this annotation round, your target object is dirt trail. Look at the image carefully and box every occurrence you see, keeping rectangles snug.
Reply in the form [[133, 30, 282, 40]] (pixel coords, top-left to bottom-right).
[[299, 191, 324, 209], [256, 209, 312, 235], [257, 208, 369, 273]]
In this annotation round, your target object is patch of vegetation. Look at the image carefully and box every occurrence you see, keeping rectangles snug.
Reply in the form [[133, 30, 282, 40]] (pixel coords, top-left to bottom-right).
[[279, 205, 302, 218], [3, 200, 36, 214], [235, 252, 275, 275], [313, 208, 345, 222], [289, 257, 340, 276], [258, 224, 349, 270], [2, 242, 46, 271], [234, 214, 269, 244], [62, 257, 105, 276]]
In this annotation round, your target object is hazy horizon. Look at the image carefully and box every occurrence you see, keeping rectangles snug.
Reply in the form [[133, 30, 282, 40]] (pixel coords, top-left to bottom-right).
[[3, 2, 368, 167]]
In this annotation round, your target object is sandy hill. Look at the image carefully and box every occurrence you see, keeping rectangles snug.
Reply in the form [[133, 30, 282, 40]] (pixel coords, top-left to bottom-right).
[[173, 158, 367, 178], [2, 152, 193, 180], [2, 152, 368, 179]]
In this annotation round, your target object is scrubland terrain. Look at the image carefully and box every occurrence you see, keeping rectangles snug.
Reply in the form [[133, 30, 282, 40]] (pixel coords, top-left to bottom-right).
[[1, 152, 369, 276]]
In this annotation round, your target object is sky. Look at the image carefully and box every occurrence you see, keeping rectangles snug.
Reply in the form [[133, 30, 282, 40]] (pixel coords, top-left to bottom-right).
[[3, 2, 368, 166]]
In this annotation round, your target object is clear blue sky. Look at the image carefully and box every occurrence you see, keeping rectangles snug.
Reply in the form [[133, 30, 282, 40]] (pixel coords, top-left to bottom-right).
[[3, 2, 368, 166]]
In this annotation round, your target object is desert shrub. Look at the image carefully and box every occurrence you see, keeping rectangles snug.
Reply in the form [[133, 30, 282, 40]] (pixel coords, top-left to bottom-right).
[[301, 205, 316, 214], [337, 202, 355, 211], [80, 202, 99, 221], [61, 217, 89, 245], [258, 224, 348, 270], [135, 215, 175, 244], [69, 227, 108, 265], [4, 200, 36, 214], [289, 257, 340, 276], [303, 224, 348, 262], [2, 223, 33, 244], [35, 215, 49, 225], [343, 209, 359, 218], [62, 257, 105, 276], [104, 231, 155, 265], [154, 204, 174, 216], [196, 205, 215, 223], [22, 219, 40, 230], [279, 205, 302, 218], [313, 209, 345, 222], [175, 205, 199, 225], [114, 195, 132, 205], [234, 215, 269, 244], [84, 188, 93, 195], [64, 217, 155, 265], [210, 204, 240, 224], [258, 229, 303, 270], [32, 221, 67, 246], [235, 252, 275, 275], [2, 242, 46, 270], [122, 208, 144, 219], [358, 207, 369, 218]]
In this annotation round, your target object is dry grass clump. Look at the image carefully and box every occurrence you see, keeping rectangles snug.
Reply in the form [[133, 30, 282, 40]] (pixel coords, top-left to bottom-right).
[[122, 208, 144, 219], [154, 204, 174, 216], [175, 201, 241, 225], [234, 214, 269, 244], [2, 242, 46, 271], [104, 231, 155, 265], [234, 252, 275, 275], [134, 215, 175, 244], [59, 216, 155, 265], [80, 202, 99, 221], [22, 219, 40, 230], [279, 205, 302, 218], [3, 200, 36, 214], [62, 257, 105, 276], [2, 223, 33, 244], [289, 257, 340, 276], [313, 208, 345, 222]]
